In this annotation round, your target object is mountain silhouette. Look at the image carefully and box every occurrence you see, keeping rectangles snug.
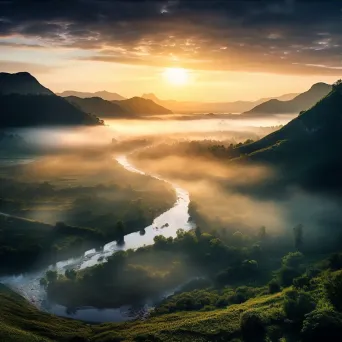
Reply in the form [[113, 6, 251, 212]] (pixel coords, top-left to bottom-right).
[[236, 81, 342, 192], [58, 90, 125, 101], [142, 92, 299, 114], [113, 97, 173, 115], [0, 72, 102, 127], [0, 72, 53, 95], [65, 96, 129, 118], [244, 82, 332, 115], [66, 96, 172, 117]]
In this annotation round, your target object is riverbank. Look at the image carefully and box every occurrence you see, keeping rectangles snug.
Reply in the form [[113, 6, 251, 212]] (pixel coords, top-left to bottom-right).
[[0, 153, 194, 322]]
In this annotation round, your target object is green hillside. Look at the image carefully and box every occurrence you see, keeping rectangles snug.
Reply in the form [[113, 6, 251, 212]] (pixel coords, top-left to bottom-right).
[[235, 81, 342, 192], [2, 263, 342, 342]]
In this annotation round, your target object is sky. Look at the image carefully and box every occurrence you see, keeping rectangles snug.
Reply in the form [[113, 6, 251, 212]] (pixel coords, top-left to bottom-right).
[[0, 0, 342, 102]]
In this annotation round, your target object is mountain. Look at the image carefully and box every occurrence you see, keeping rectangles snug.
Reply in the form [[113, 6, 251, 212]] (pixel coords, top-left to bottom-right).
[[65, 96, 172, 117], [0, 72, 102, 127], [65, 96, 128, 118], [244, 83, 332, 115], [141, 92, 299, 114], [235, 81, 342, 192], [58, 90, 126, 101], [113, 97, 173, 115], [0, 72, 53, 95]]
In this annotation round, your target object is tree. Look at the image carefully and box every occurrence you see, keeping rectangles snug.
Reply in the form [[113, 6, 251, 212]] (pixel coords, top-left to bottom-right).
[[232, 231, 247, 247], [268, 279, 281, 294], [282, 251, 304, 269], [283, 290, 316, 323], [240, 310, 265, 341], [195, 226, 202, 240], [328, 253, 342, 270], [332, 79, 342, 90], [293, 224, 304, 250], [325, 270, 342, 311], [301, 309, 342, 342], [293, 274, 311, 290], [46, 270, 58, 283], [279, 252, 304, 286], [116, 221, 125, 245]]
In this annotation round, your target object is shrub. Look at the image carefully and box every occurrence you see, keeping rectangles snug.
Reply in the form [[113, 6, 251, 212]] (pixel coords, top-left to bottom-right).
[[325, 270, 342, 311], [240, 310, 265, 341], [328, 253, 342, 270], [301, 309, 342, 342], [267, 325, 283, 342], [268, 279, 281, 294], [293, 274, 311, 290], [282, 251, 304, 269], [283, 290, 316, 323]]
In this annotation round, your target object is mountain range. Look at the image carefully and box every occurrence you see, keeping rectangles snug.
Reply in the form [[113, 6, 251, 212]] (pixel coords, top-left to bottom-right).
[[235, 81, 342, 192], [244, 82, 332, 115], [57, 90, 126, 101], [141, 92, 299, 114], [0, 72, 102, 127], [65, 96, 173, 118]]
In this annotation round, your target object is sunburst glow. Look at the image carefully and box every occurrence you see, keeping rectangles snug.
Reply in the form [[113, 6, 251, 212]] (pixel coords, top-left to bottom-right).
[[163, 67, 189, 85]]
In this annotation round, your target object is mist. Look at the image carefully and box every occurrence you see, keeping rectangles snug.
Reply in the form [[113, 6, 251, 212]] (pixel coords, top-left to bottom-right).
[[2, 112, 342, 323]]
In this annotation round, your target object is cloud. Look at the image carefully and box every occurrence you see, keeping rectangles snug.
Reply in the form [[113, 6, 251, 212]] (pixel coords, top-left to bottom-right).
[[0, 60, 55, 74], [1, 0, 342, 75], [0, 41, 44, 48]]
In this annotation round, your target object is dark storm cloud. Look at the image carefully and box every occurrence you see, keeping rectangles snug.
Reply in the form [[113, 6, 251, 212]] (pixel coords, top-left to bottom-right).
[[0, 0, 342, 74]]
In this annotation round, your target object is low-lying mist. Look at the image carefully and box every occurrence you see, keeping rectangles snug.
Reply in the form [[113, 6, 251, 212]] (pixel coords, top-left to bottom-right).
[[6, 115, 292, 152], [3, 113, 341, 249], [131, 146, 342, 249]]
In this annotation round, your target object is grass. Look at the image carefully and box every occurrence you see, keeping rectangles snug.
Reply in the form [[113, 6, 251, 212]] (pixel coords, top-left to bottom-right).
[[0, 283, 285, 342]]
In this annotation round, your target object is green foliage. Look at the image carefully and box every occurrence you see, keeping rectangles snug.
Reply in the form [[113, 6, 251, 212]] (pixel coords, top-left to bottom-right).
[[240, 310, 265, 341], [282, 251, 304, 269], [268, 279, 281, 294], [301, 309, 342, 342], [293, 274, 311, 290], [283, 290, 316, 323], [328, 253, 342, 270], [324, 270, 342, 311], [0, 282, 285, 342], [0, 154, 176, 274]]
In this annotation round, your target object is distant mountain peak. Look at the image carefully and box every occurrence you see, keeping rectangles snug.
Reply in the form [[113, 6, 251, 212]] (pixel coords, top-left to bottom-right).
[[142, 93, 161, 102], [310, 82, 331, 90], [245, 81, 332, 115], [58, 90, 125, 101], [0, 71, 53, 95]]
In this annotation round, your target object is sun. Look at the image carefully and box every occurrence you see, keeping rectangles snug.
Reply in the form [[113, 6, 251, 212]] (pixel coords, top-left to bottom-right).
[[163, 67, 189, 85]]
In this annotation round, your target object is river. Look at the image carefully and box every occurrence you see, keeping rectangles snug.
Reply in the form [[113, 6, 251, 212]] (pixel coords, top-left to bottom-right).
[[0, 154, 194, 322]]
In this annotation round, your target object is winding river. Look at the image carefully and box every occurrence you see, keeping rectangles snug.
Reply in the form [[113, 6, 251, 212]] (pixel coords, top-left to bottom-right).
[[0, 155, 194, 322]]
